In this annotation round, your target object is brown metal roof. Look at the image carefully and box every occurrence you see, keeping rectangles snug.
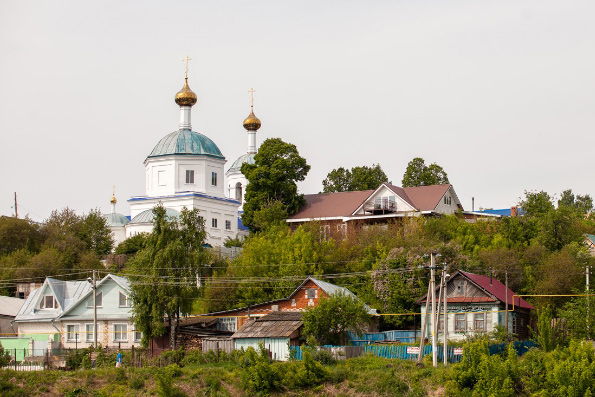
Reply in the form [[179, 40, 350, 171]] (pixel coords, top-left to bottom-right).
[[289, 183, 452, 220], [289, 190, 374, 219], [401, 184, 451, 211], [232, 312, 303, 339]]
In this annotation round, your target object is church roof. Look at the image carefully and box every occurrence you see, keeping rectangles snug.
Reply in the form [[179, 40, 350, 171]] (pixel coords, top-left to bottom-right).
[[105, 212, 130, 227], [148, 130, 224, 160], [228, 153, 255, 172], [130, 208, 180, 224]]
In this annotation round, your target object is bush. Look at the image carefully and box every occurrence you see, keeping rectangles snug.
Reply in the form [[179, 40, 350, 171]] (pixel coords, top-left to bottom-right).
[[155, 370, 185, 397], [128, 375, 144, 390], [283, 347, 328, 389], [239, 345, 282, 393], [312, 348, 335, 365]]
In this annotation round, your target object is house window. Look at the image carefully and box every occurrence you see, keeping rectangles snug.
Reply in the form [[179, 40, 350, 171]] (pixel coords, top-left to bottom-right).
[[185, 170, 194, 184], [134, 329, 142, 342], [211, 172, 217, 186], [306, 289, 316, 299], [474, 313, 486, 332], [119, 292, 130, 307], [455, 313, 466, 333], [217, 317, 237, 332], [291, 299, 296, 307], [438, 314, 444, 332], [41, 295, 57, 309], [66, 324, 80, 342], [86, 292, 102, 308], [113, 324, 128, 342], [212, 218, 218, 228], [235, 182, 242, 201], [455, 280, 465, 296], [85, 324, 95, 342], [225, 220, 231, 230]]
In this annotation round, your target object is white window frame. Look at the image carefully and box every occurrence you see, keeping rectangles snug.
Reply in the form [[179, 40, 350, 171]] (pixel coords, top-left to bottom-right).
[[185, 169, 195, 184], [85, 323, 95, 342], [66, 324, 81, 342], [41, 295, 57, 309], [86, 291, 103, 308], [113, 323, 128, 342], [225, 220, 231, 230], [306, 288, 316, 299], [212, 218, 218, 228], [119, 291, 130, 308], [133, 327, 142, 342], [211, 172, 217, 186], [474, 312, 486, 332]]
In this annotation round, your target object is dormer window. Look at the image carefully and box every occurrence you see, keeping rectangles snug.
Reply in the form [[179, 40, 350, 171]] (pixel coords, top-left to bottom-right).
[[306, 288, 316, 299], [119, 292, 130, 307], [41, 295, 57, 309], [86, 292, 103, 308]]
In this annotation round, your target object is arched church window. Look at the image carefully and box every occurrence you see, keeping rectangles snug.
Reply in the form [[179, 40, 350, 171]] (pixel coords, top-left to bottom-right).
[[235, 182, 242, 201]]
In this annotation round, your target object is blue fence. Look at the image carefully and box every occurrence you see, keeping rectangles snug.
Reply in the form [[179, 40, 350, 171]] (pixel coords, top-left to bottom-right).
[[348, 330, 419, 345], [290, 340, 537, 363]]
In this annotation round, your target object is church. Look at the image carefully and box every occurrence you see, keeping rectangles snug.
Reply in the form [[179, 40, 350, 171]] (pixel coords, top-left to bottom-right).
[[106, 63, 260, 248]]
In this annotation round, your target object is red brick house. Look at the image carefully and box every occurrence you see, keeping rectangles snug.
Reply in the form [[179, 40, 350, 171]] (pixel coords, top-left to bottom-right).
[[203, 277, 378, 332]]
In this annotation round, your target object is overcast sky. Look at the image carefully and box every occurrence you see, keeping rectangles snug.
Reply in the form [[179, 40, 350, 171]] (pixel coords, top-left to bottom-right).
[[1, 0, 594, 221]]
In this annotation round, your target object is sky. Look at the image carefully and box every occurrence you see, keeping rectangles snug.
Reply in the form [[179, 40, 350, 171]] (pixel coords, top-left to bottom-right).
[[1, 0, 594, 222]]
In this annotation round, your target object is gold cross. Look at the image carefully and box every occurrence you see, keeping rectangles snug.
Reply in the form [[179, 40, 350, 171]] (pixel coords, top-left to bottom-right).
[[183, 55, 192, 79], [112, 184, 116, 195], [248, 88, 255, 109]]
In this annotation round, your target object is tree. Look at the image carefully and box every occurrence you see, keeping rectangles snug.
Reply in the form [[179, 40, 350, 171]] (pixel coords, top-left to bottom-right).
[[78, 210, 114, 256], [519, 191, 554, 217], [0, 216, 42, 256], [115, 233, 148, 255], [322, 164, 389, 193], [401, 157, 449, 187], [241, 138, 310, 232], [301, 292, 371, 345], [128, 204, 210, 349], [558, 189, 593, 214]]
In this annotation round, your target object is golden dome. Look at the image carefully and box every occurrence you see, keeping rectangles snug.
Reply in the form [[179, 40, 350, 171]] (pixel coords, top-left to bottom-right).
[[175, 78, 197, 107], [110, 194, 117, 205], [243, 110, 261, 131]]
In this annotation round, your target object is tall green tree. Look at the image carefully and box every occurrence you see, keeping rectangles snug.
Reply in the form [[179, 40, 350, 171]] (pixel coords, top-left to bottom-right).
[[78, 209, 114, 256], [401, 157, 449, 187], [0, 216, 43, 256], [322, 164, 389, 193], [241, 138, 310, 232], [519, 191, 554, 217], [128, 205, 210, 349]]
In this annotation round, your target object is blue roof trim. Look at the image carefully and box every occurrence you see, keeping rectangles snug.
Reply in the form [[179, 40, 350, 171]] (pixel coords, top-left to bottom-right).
[[127, 192, 240, 205], [479, 208, 525, 217], [237, 216, 249, 231]]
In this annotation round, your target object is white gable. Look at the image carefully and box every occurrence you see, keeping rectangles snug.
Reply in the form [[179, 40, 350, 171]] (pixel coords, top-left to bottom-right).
[[352, 185, 416, 216]]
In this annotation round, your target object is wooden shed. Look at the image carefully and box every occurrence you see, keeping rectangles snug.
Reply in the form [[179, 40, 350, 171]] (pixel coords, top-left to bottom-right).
[[232, 312, 302, 361]]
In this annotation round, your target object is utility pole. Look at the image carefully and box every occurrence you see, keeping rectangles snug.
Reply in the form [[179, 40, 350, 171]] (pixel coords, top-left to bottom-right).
[[505, 271, 509, 337], [93, 270, 98, 348], [443, 267, 448, 366], [587, 265, 590, 335], [431, 253, 437, 367], [14, 192, 18, 218], [418, 282, 432, 364]]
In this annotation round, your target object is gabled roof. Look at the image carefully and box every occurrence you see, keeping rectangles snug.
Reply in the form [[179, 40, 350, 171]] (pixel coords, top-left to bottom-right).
[[232, 312, 303, 339], [289, 277, 377, 315], [57, 274, 131, 319], [459, 271, 534, 310], [15, 274, 131, 323], [417, 270, 534, 310], [288, 183, 456, 220]]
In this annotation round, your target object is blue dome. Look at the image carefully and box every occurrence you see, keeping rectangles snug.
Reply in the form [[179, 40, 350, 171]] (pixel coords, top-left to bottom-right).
[[130, 208, 180, 224], [229, 153, 255, 172], [148, 130, 224, 159], [105, 213, 130, 227]]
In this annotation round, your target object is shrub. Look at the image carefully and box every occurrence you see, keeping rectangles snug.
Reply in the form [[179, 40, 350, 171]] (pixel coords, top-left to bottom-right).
[[128, 375, 144, 390], [283, 346, 328, 389], [239, 346, 282, 393], [312, 348, 335, 365], [155, 370, 185, 397]]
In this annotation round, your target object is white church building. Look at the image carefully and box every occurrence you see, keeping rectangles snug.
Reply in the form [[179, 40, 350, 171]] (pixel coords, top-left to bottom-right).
[[106, 72, 261, 248]]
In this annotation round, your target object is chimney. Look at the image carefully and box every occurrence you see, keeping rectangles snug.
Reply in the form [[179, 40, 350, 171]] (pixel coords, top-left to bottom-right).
[[472, 197, 475, 212], [511, 206, 518, 217]]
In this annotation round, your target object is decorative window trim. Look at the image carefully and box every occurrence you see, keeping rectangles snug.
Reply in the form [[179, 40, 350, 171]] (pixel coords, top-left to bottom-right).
[[455, 313, 466, 333], [185, 169, 195, 184], [41, 295, 58, 309], [212, 218, 218, 228]]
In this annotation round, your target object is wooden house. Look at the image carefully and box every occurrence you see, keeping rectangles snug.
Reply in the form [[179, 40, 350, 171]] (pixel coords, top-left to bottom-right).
[[418, 270, 534, 341], [232, 312, 303, 361]]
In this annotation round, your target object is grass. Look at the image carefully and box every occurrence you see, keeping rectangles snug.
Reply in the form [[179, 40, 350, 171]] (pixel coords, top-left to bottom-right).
[[0, 355, 451, 396]]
